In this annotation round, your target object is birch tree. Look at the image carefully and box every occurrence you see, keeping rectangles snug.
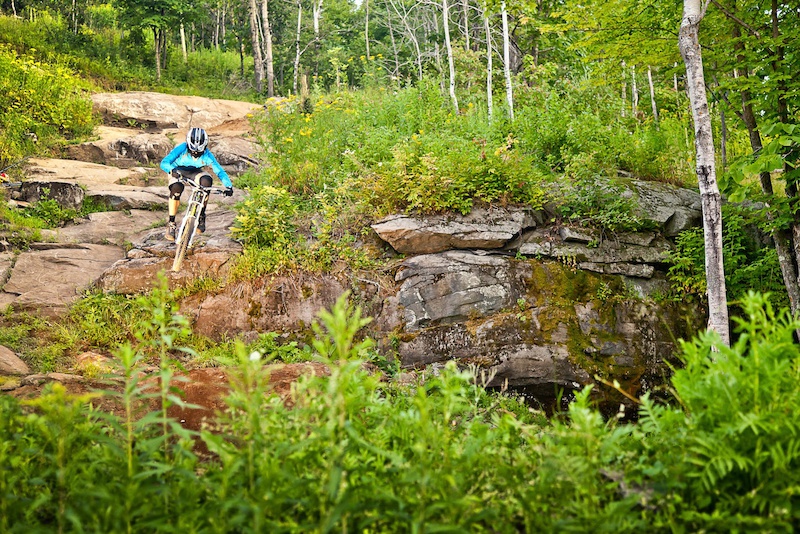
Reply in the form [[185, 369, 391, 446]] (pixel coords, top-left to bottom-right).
[[483, 5, 493, 123], [501, 1, 513, 119], [180, 23, 188, 63], [647, 65, 658, 127], [261, 0, 275, 96], [293, 0, 303, 94], [442, 0, 458, 112], [679, 0, 729, 345]]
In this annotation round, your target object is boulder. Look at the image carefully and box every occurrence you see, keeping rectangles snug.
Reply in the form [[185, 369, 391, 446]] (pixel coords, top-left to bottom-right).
[[515, 227, 673, 276], [19, 181, 85, 210], [630, 180, 702, 237], [91, 92, 261, 131], [85, 188, 166, 211], [24, 158, 139, 187], [1, 244, 125, 317], [98, 251, 238, 294], [209, 137, 262, 174], [75, 351, 115, 376], [371, 206, 540, 254], [108, 133, 175, 165], [0, 345, 30, 376]]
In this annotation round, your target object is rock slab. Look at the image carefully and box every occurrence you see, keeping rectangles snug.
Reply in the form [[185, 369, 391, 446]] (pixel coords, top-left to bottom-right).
[[1, 244, 124, 316]]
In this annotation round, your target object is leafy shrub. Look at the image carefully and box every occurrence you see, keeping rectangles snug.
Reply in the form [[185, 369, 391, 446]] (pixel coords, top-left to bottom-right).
[[21, 198, 77, 227], [558, 175, 650, 232], [662, 293, 800, 529], [231, 185, 298, 247], [667, 204, 788, 307]]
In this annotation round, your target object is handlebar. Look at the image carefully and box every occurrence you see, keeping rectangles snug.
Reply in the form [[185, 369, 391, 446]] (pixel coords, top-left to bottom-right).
[[172, 172, 229, 194]]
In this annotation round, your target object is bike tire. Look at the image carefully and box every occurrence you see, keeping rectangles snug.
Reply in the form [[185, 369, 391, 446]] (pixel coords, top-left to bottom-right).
[[172, 215, 196, 272]]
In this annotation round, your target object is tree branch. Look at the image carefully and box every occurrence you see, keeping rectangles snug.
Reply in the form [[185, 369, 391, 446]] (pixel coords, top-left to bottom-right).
[[709, 0, 761, 38]]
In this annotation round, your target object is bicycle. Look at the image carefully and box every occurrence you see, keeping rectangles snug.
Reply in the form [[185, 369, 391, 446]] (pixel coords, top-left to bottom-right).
[[171, 172, 226, 272]]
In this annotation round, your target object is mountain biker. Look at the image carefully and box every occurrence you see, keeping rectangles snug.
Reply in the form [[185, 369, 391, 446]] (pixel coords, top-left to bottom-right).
[[159, 127, 234, 241]]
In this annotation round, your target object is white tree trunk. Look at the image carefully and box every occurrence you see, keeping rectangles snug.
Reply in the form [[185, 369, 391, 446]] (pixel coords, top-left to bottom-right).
[[154, 28, 162, 82], [443, 0, 459, 112], [312, 0, 323, 76], [222, 2, 227, 46], [679, 0, 730, 345], [647, 65, 658, 127], [214, 9, 220, 49], [501, 2, 514, 120], [180, 23, 188, 64], [631, 65, 639, 116], [484, 10, 493, 123], [249, 0, 264, 92], [262, 0, 275, 97], [620, 60, 627, 117], [462, 0, 470, 50], [293, 0, 303, 94]]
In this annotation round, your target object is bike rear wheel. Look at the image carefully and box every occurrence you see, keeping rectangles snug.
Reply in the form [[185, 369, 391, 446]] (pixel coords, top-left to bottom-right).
[[172, 215, 196, 272]]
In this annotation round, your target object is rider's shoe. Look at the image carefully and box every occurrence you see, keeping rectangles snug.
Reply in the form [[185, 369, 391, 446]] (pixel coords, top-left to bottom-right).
[[165, 221, 177, 241], [196, 213, 206, 234]]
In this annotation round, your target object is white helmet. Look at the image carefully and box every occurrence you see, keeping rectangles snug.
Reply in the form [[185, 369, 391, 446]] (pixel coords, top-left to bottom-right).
[[186, 127, 208, 154]]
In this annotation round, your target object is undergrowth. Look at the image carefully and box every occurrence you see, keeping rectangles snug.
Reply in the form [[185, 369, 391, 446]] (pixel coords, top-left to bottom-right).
[[2, 291, 799, 531]]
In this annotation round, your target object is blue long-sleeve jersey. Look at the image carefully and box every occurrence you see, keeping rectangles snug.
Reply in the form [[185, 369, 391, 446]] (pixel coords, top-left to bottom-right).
[[160, 142, 233, 188]]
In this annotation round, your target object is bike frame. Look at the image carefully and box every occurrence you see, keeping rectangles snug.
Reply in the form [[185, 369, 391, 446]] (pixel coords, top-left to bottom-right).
[[171, 172, 225, 272]]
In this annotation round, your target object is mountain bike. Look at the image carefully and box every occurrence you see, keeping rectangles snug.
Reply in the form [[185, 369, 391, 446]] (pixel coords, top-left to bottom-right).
[[171, 172, 226, 272]]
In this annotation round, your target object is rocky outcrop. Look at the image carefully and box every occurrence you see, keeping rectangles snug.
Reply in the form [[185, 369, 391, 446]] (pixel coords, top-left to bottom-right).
[[91, 92, 261, 131], [392, 251, 528, 330], [371, 250, 698, 399], [41, 210, 165, 245], [1, 244, 125, 317], [372, 207, 541, 254], [184, 273, 352, 341], [631, 179, 702, 236]]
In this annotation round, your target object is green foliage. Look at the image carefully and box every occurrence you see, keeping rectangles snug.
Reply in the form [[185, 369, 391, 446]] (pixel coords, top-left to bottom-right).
[[20, 198, 78, 228], [0, 43, 95, 167], [4, 292, 800, 530], [558, 175, 650, 232], [514, 83, 693, 187], [667, 204, 788, 308], [663, 293, 800, 529], [231, 185, 297, 247]]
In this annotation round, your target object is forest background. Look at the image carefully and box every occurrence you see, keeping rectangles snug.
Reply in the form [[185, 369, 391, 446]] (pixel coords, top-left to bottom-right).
[[2, 0, 800, 531]]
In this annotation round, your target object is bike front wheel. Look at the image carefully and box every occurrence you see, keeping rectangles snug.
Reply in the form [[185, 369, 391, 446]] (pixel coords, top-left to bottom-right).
[[172, 215, 197, 272]]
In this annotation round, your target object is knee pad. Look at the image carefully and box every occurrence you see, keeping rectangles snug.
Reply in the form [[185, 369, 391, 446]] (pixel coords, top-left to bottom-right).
[[169, 182, 184, 200], [199, 174, 213, 188]]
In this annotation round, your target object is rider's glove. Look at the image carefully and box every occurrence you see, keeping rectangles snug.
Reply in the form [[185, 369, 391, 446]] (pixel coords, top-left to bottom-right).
[[170, 169, 180, 179], [224, 187, 234, 197]]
